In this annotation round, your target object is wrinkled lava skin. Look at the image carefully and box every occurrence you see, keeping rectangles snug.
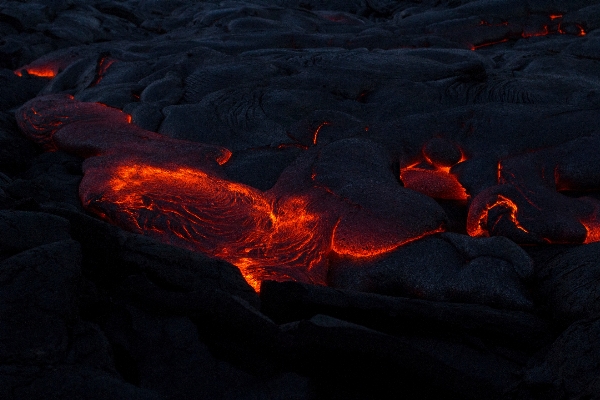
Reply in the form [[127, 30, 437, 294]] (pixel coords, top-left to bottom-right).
[[17, 90, 600, 290], [467, 140, 600, 244], [17, 94, 446, 290]]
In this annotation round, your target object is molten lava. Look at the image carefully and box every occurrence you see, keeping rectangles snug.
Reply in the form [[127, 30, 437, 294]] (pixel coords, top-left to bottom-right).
[[470, 39, 509, 51], [87, 162, 332, 291], [470, 15, 587, 50], [522, 25, 549, 38], [467, 194, 529, 238], [401, 166, 468, 200], [312, 121, 330, 145], [400, 140, 468, 201], [14, 66, 56, 78], [17, 94, 446, 291], [91, 56, 116, 86]]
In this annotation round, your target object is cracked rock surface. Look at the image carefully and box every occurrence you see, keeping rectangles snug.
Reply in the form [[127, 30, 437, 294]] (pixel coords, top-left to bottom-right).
[[2, 0, 600, 399]]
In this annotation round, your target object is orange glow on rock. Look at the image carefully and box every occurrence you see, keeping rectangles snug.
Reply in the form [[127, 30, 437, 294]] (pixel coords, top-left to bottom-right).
[[18, 94, 448, 292], [312, 121, 330, 145], [91, 57, 116, 86], [522, 25, 549, 38], [91, 163, 332, 291], [549, 14, 563, 20], [400, 141, 468, 200], [467, 194, 529, 237], [470, 38, 509, 51], [14, 67, 56, 78], [400, 168, 468, 200]]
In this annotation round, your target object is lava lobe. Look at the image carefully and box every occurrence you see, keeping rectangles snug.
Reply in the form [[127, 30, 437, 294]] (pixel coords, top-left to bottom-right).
[[17, 94, 447, 290]]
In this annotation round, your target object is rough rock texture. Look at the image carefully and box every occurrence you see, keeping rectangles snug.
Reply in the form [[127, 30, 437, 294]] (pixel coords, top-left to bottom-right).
[[2, 0, 600, 398], [329, 233, 534, 311]]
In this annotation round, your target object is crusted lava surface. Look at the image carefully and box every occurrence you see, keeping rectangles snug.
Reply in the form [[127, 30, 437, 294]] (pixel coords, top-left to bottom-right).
[[3, 0, 600, 399]]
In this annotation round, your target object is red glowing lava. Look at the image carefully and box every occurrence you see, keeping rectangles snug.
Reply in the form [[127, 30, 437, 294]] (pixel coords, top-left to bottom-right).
[[91, 56, 116, 86], [581, 217, 600, 244], [470, 38, 509, 51], [17, 94, 446, 291], [467, 194, 528, 238], [312, 121, 330, 145], [86, 162, 332, 291], [401, 166, 468, 200], [14, 66, 56, 78], [400, 141, 468, 201], [522, 25, 549, 38], [471, 15, 587, 50], [13, 56, 78, 79]]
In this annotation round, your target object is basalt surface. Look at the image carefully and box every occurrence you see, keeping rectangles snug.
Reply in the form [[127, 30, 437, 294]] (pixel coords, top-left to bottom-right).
[[2, 0, 600, 399]]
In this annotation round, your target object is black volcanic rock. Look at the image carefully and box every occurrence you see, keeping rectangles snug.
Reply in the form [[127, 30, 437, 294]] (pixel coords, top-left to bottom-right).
[[329, 233, 534, 310], [0, 210, 70, 258], [522, 316, 600, 400], [4, 151, 83, 210], [281, 313, 520, 400], [536, 242, 600, 325], [0, 240, 81, 363], [44, 206, 259, 307], [260, 280, 549, 349], [3, 0, 600, 398]]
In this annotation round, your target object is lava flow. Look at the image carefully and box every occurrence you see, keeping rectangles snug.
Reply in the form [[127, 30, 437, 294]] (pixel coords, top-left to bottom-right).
[[84, 161, 333, 291], [14, 65, 57, 78], [17, 94, 446, 291], [466, 193, 529, 238], [467, 144, 600, 245], [400, 138, 468, 201]]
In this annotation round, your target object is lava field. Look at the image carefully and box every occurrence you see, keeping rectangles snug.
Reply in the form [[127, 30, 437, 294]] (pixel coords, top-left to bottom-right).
[[2, 0, 600, 399]]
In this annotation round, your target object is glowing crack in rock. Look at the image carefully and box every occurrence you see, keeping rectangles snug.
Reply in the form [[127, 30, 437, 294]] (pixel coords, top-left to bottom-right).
[[17, 94, 446, 291], [467, 193, 529, 238], [468, 146, 600, 245]]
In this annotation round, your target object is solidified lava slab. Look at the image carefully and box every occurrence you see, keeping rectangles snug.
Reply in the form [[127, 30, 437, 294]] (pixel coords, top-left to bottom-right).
[[17, 94, 447, 290]]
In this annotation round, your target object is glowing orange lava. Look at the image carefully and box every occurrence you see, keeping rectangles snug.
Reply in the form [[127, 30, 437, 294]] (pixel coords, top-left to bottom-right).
[[91, 57, 116, 86], [332, 223, 445, 258], [87, 163, 332, 291], [17, 94, 447, 292], [522, 25, 549, 38], [312, 121, 330, 145], [400, 143, 468, 200], [470, 38, 509, 51], [14, 67, 56, 78], [400, 167, 468, 200], [578, 201, 600, 244], [467, 194, 529, 237]]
